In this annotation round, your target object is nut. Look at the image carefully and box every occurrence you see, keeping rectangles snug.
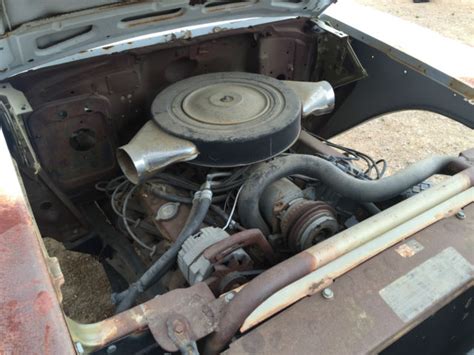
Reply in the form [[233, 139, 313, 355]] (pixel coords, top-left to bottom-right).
[[224, 292, 235, 302], [322, 288, 334, 299], [174, 321, 185, 334], [455, 210, 465, 220]]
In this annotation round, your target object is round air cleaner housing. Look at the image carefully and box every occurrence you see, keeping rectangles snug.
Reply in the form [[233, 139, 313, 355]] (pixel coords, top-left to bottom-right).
[[152, 72, 301, 167]]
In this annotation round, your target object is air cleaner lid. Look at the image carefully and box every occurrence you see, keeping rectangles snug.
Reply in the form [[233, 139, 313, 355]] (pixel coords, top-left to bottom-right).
[[152, 72, 301, 167]]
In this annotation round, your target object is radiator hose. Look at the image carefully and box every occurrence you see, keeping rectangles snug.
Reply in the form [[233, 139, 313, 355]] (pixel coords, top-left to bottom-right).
[[238, 154, 465, 235]]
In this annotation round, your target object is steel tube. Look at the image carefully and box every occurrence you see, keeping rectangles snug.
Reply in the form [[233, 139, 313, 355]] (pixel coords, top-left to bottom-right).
[[303, 170, 472, 266], [205, 167, 473, 354], [66, 309, 147, 351], [242, 187, 474, 331]]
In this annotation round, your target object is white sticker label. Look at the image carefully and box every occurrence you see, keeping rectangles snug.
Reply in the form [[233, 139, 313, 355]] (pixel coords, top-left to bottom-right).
[[379, 247, 474, 323]]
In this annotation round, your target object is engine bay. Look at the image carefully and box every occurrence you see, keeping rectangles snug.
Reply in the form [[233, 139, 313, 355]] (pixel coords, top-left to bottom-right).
[[1, 15, 473, 355], [74, 69, 384, 308], [4, 19, 370, 298]]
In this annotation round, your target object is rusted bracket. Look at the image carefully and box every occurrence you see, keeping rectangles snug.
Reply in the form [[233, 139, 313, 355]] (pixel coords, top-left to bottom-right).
[[312, 19, 367, 88], [145, 283, 223, 353], [68, 282, 225, 353], [167, 316, 199, 355]]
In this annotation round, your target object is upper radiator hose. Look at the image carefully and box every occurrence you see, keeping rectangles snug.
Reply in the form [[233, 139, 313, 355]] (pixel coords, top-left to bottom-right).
[[238, 154, 466, 235]]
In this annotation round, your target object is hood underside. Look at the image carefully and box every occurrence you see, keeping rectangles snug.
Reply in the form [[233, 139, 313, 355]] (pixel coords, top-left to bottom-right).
[[0, 0, 334, 80]]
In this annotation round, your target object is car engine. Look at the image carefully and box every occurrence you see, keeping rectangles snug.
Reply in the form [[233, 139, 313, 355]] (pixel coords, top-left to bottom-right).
[[105, 71, 347, 302], [1, 15, 472, 354], [76, 69, 425, 312]]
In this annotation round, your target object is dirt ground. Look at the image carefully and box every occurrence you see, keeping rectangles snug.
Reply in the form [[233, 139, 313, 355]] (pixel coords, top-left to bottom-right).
[[44, 0, 474, 323]]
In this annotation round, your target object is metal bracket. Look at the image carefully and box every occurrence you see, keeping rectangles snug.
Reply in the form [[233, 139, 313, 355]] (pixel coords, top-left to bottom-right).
[[312, 19, 367, 88], [0, 83, 40, 172], [167, 316, 200, 355], [145, 283, 224, 353]]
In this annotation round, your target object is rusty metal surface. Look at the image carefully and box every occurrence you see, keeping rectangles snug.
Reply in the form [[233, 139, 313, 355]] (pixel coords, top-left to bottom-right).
[[226, 203, 474, 354], [204, 251, 317, 354], [139, 184, 191, 242], [203, 229, 276, 265], [241, 187, 474, 332], [27, 95, 117, 191], [68, 282, 222, 353], [145, 283, 221, 352], [0, 0, 334, 78], [284, 200, 338, 252], [0, 128, 75, 354], [202, 229, 276, 294], [8, 18, 316, 244], [206, 168, 473, 353]]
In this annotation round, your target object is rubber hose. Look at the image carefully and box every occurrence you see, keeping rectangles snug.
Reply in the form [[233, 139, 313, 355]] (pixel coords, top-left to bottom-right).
[[114, 192, 212, 312], [238, 155, 463, 235], [362, 202, 381, 215]]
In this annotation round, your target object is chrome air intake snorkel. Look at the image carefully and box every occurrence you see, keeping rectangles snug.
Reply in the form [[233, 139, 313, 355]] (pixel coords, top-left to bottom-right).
[[117, 72, 335, 183]]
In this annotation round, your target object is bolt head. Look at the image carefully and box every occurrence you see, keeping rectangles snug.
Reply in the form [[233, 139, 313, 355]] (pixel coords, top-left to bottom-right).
[[224, 292, 235, 302], [322, 288, 334, 299], [455, 210, 466, 220], [174, 321, 185, 334], [107, 345, 117, 354]]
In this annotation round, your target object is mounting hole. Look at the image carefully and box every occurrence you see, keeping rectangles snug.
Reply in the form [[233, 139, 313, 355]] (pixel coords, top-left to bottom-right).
[[69, 128, 96, 151], [28, 58, 34, 63], [40, 201, 53, 210], [57, 111, 68, 119], [277, 74, 286, 80]]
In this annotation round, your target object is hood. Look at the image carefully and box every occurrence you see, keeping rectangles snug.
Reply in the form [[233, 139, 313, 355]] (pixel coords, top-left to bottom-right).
[[0, 0, 334, 80]]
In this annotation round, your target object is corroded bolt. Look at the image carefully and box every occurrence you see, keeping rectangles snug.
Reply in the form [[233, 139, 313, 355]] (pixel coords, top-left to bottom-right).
[[455, 210, 465, 220], [322, 288, 334, 299], [174, 321, 185, 334]]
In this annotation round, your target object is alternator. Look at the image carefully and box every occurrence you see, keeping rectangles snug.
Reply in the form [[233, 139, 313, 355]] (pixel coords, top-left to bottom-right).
[[178, 227, 249, 285]]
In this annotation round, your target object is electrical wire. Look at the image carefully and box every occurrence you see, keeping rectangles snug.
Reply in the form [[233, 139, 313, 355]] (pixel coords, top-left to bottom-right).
[[223, 185, 244, 230], [305, 131, 388, 180], [101, 168, 245, 254], [121, 184, 156, 255]]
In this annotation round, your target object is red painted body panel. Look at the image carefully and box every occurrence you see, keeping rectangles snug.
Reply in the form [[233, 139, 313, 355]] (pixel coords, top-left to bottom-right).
[[0, 129, 75, 354]]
